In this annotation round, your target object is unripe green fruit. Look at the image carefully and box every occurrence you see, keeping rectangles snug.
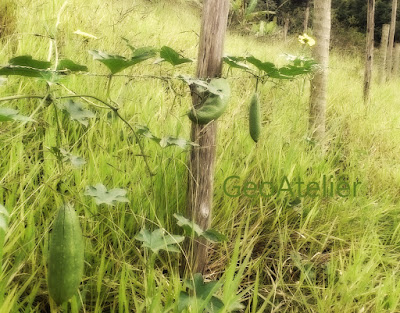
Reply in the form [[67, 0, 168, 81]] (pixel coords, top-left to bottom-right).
[[249, 92, 261, 143], [188, 78, 230, 125], [48, 204, 84, 306]]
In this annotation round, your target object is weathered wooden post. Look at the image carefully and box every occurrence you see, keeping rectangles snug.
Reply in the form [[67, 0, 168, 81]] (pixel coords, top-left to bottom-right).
[[363, 0, 375, 104], [283, 16, 290, 41], [380, 24, 390, 83], [386, 0, 398, 78], [309, 0, 331, 143], [185, 0, 230, 274], [393, 43, 400, 76]]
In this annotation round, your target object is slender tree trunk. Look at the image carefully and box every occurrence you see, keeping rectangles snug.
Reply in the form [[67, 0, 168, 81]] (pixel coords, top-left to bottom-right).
[[185, 0, 229, 275], [309, 0, 331, 142], [380, 24, 390, 83], [304, 0, 310, 33], [393, 43, 400, 76], [283, 17, 290, 41], [363, 0, 375, 104], [386, 0, 398, 78]]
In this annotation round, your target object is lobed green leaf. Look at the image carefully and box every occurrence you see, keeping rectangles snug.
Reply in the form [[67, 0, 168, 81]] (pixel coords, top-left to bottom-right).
[[85, 183, 129, 206], [159, 46, 193, 66]]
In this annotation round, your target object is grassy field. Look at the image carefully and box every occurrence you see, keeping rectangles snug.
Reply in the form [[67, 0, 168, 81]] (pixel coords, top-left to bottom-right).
[[1, 0, 400, 312]]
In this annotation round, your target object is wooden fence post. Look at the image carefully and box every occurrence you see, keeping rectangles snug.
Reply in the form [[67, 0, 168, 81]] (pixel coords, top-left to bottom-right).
[[363, 0, 375, 104], [386, 0, 398, 78], [185, 0, 230, 275], [380, 24, 390, 83], [393, 43, 400, 76], [309, 0, 331, 143]]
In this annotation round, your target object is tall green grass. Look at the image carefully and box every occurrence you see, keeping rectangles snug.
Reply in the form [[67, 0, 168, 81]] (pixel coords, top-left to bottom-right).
[[1, 0, 400, 312]]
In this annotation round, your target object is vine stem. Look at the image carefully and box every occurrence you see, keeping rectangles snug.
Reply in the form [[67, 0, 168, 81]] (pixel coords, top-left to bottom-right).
[[59, 95, 155, 176], [0, 95, 48, 102], [0, 93, 155, 176]]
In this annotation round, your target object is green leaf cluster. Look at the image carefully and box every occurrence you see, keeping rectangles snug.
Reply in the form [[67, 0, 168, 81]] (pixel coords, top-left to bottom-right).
[[174, 214, 227, 242], [224, 54, 317, 79], [0, 107, 34, 122], [136, 125, 197, 149], [85, 184, 129, 206], [135, 228, 184, 254]]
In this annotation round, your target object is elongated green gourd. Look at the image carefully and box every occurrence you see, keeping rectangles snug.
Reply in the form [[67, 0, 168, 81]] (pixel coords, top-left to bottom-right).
[[249, 92, 261, 142], [48, 204, 84, 305], [188, 78, 230, 125]]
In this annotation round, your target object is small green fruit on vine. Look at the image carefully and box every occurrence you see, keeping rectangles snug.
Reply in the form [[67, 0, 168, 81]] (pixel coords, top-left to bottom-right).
[[249, 92, 261, 143], [188, 78, 230, 125], [48, 204, 84, 306]]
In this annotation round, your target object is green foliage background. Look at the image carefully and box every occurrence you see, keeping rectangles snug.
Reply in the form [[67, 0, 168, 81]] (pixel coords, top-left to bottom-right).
[[1, 0, 400, 312]]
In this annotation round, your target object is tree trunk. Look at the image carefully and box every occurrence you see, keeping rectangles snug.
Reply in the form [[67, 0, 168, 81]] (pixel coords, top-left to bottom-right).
[[363, 0, 375, 105], [393, 43, 400, 76], [309, 0, 331, 143], [304, 0, 310, 33], [386, 0, 398, 78], [380, 24, 390, 83], [185, 0, 230, 275], [283, 17, 290, 41]]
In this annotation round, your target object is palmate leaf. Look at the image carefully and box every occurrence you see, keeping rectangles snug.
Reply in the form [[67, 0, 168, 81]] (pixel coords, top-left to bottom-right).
[[177, 74, 209, 90], [85, 183, 129, 206], [279, 65, 311, 76], [245, 56, 282, 77], [176, 75, 229, 97], [0, 56, 89, 79], [131, 46, 158, 63], [9, 55, 51, 69], [89, 47, 156, 74], [135, 228, 184, 254], [159, 46, 193, 66], [122, 37, 158, 61], [57, 59, 88, 72], [89, 50, 133, 74], [0, 204, 10, 232], [227, 55, 317, 79], [61, 100, 95, 127], [0, 108, 34, 122], [0, 55, 53, 78], [279, 55, 317, 76], [173, 213, 203, 237], [178, 273, 224, 312], [206, 78, 230, 100], [48, 146, 86, 168], [136, 125, 197, 149], [173, 214, 227, 243], [223, 56, 249, 70], [136, 125, 160, 142], [202, 229, 228, 243], [159, 136, 197, 149]]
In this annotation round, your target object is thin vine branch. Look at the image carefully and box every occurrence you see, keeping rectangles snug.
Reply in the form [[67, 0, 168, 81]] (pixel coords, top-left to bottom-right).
[[0, 95, 48, 102], [58, 94, 155, 176], [0, 93, 155, 176]]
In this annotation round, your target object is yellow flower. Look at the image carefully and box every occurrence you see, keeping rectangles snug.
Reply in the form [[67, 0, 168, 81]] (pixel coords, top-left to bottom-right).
[[298, 33, 316, 47]]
